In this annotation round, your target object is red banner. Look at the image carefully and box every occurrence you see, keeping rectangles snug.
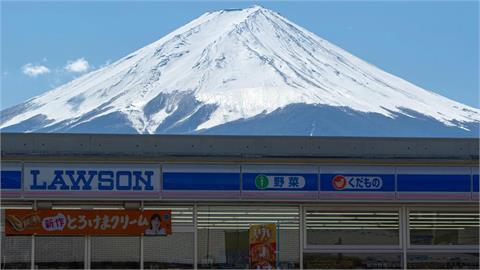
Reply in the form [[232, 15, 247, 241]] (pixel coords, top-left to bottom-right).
[[249, 224, 277, 269], [5, 209, 171, 236]]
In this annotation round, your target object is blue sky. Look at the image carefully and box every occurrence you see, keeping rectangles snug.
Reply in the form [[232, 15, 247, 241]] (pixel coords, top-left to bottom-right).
[[1, 1, 478, 110]]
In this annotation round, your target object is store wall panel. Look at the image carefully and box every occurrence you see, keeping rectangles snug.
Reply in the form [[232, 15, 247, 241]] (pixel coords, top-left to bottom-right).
[[397, 167, 471, 200], [162, 164, 240, 199], [472, 167, 479, 200], [1, 162, 23, 198]]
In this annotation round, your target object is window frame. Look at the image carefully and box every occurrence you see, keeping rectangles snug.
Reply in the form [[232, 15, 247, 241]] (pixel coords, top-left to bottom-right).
[[303, 205, 403, 251], [406, 206, 479, 250], [302, 251, 405, 269]]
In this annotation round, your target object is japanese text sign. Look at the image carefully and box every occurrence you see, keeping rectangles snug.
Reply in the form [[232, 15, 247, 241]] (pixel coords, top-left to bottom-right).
[[5, 209, 171, 236], [249, 224, 277, 269]]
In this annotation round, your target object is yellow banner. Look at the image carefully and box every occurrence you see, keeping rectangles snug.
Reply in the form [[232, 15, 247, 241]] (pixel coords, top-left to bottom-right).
[[249, 223, 277, 269]]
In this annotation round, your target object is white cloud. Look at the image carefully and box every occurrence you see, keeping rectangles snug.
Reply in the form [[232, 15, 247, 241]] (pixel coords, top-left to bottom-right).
[[64, 58, 90, 73], [22, 63, 51, 77]]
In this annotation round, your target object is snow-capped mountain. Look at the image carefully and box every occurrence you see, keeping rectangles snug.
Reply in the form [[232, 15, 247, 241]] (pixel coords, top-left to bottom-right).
[[1, 6, 479, 136]]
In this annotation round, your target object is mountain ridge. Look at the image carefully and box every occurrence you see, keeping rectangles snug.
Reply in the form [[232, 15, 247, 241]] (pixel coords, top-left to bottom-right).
[[1, 6, 479, 137]]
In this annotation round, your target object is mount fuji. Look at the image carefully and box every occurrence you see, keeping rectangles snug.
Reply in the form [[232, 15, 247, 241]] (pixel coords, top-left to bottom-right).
[[1, 6, 479, 136]]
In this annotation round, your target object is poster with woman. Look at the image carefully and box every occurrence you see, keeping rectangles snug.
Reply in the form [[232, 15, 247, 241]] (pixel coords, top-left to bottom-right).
[[5, 209, 172, 236]]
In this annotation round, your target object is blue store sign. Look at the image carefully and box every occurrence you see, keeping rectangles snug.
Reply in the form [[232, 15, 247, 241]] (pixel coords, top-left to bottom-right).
[[242, 165, 318, 199], [1, 162, 23, 199], [397, 174, 470, 192], [1, 163, 477, 201], [320, 174, 395, 192], [162, 164, 241, 199], [244, 173, 316, 191], [22, 163, 161, 198]]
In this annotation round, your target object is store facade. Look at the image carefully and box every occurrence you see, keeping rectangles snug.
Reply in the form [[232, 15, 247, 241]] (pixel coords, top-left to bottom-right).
[[1, 134, 479, 269]]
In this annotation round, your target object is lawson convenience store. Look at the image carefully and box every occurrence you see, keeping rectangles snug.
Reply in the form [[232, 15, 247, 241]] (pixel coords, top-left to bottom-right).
[[1, 133, 479, 269]]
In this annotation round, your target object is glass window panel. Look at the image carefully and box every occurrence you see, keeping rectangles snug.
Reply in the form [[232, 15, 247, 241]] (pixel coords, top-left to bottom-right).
[[407, 253, 479, 269], [306, 210, 400, 246], [303, 253, 402, 269], [409, 210, 479, 245], [91, 236, 140, 269], [197, 206, 299, 269], [0, 235, 31, 269], [34, 236, 84, 269], [1, 209, 31, 269], [143, 206, 194, 269]]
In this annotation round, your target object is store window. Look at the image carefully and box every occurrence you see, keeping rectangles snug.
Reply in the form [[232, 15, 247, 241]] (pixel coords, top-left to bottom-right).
[[407, 253, 479, 269], [34, 236, 84, 269], [303, 253, 402, 269], [0, 235, 31, 269], [409, 210, 479, 246], [305, 209, 400, 246], [91, 236, 140, 269], [197, 206, 299, 269], [1, 209, 31, 269], [143, 206, 194, 269]]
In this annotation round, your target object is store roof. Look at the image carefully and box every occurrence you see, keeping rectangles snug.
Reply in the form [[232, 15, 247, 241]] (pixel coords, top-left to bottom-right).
[[1, 133, 478, 163]]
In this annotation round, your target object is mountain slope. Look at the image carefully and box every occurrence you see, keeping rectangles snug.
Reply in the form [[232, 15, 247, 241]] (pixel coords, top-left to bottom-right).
[[1, 6, 479, 136]]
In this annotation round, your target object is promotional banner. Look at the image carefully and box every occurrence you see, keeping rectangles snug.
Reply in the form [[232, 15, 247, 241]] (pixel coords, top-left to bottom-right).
[[249, 224, 277, 269], [5, 209, 171, 236]]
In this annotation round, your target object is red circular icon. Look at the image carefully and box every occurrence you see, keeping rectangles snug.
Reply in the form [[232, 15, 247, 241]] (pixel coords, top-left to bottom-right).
[[332, 175, 347, 190]]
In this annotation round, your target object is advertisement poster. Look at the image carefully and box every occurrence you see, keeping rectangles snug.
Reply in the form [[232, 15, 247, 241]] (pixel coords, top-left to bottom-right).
[[5, 209, 171, 236], [249, 223, 277, 269]]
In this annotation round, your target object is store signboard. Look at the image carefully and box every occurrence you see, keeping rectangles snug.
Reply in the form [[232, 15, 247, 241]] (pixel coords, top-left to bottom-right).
[[23, 163, 161, 198], [249, 224, 277, 269], [162, 164, 241, 199], [5, 209, 171, 236], [2, 162, 477, 201], [1, 162, 23, 198], [397, 167, 471, 200], [242, 165, 318, 199], [319, 166, 395, 200]]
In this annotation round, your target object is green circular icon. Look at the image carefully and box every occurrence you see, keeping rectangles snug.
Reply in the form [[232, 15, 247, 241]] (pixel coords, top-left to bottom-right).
[[255, 174, 269, 189]]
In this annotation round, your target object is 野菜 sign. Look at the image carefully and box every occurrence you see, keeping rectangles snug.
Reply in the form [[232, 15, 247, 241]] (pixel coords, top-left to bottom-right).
[[249, 224, 277, 269], [242, 165, 318, 195], [5, 209, 171, 236], [254, 174, 306, 189]]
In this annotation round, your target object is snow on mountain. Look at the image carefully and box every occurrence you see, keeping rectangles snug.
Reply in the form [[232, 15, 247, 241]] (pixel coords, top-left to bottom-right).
[[1, 6, 479, 136]]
